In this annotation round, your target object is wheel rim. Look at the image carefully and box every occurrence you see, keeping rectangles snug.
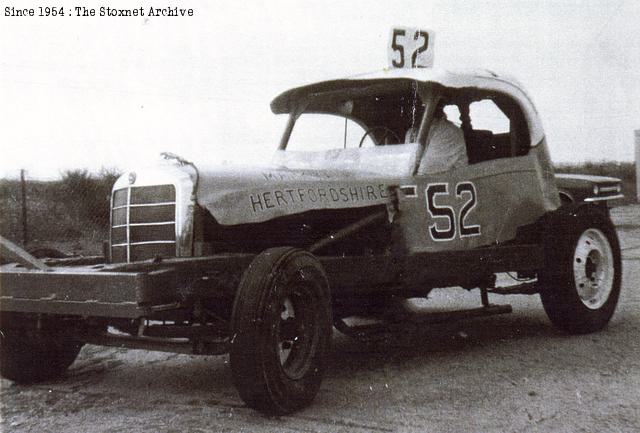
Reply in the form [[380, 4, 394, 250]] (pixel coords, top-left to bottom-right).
[[573, 228, 614, 310], [275, 287, 319, 380]]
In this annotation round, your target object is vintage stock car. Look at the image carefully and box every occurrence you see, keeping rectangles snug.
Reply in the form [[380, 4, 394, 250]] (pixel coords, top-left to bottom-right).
[[0, 28, 623, 415]]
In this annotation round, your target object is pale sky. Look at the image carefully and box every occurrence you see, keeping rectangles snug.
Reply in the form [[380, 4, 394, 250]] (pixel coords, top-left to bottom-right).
[[1, 0, 639, 179]]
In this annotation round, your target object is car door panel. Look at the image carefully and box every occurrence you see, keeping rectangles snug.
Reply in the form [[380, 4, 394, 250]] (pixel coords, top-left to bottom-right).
[[397, 153, 548, 253]]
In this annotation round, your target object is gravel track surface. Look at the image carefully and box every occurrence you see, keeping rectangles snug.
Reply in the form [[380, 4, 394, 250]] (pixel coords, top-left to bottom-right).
[[2, 205, 639, 433]]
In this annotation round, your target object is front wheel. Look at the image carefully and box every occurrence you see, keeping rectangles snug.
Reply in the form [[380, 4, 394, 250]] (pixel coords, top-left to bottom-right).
[[0, 327, 83, 383], [539, 207, 621, 334], [229, 247, 332, 415]]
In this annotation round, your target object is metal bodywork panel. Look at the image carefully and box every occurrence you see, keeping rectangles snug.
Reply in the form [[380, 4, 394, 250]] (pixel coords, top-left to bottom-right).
[[122, 67, 558, 262], [195, 164, 402, 226], [194, 68, 554, 229], [397, 145, 559, 253], [197, 69, 553, 230]]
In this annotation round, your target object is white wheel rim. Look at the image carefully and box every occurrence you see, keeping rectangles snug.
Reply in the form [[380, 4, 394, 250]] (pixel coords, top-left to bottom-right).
[[573, 228, 614, 310]]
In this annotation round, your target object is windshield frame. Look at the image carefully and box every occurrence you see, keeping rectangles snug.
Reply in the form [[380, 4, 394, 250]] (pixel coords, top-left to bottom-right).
[[277, 80, 437, 172]]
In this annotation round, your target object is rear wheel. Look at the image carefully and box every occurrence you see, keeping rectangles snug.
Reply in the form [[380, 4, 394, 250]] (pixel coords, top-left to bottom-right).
[[539, 207, 621, 334], [0, 325, 83, 383], [229, 247, 332, 415]]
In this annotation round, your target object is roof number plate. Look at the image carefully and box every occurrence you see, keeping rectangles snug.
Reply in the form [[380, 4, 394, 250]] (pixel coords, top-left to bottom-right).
[[388, 27, 435, 69]]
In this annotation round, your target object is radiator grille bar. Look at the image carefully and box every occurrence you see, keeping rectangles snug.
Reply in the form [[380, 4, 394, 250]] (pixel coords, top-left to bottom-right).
[[110, 185, 177, 263]]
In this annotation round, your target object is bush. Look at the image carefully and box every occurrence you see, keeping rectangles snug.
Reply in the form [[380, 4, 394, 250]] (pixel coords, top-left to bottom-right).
[[0, 168, 121, 254], [59, 168, 120, 227]]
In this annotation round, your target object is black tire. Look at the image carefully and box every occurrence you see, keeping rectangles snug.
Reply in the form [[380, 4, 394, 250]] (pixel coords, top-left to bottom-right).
[[0, 328, 83, 383], [539, 206, 621, 334], [229, 247, 332, 415]]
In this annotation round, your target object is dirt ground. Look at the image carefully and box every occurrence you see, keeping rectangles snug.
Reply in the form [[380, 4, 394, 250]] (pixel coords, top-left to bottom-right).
[[1, 205, 639, 433]]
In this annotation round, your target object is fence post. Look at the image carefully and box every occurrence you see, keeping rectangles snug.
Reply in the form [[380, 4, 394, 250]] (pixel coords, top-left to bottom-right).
[[20, 169, 28, 245], [635, 130, 639, 203]]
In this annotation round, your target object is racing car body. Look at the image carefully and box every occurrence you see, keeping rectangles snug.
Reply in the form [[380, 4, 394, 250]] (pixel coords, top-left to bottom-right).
[[111, 66, 561, 262], [0, 28, 624, 415]]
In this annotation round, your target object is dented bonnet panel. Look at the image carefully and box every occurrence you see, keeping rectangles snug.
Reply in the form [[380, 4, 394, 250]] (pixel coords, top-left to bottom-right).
[[195, 163, 403, 226]]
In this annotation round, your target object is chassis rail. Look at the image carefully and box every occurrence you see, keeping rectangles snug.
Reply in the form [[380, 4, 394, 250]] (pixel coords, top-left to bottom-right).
[[1, 237, 544, 320], [0, 247, 255, 318]]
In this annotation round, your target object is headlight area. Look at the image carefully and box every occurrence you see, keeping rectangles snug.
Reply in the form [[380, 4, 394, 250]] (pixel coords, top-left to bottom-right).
[[586, 183, 624, 202]]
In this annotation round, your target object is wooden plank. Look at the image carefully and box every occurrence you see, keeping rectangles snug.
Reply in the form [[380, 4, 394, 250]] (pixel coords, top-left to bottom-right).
[[0, 297, 142, 318], [0, 235, 49, 271]]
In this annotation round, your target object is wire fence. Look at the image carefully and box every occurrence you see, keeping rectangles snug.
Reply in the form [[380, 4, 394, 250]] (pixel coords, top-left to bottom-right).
[[0, 169, 120, 257]]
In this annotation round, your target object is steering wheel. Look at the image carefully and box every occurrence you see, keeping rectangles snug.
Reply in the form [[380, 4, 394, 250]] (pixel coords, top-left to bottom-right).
[[358, 126, 402, 148]]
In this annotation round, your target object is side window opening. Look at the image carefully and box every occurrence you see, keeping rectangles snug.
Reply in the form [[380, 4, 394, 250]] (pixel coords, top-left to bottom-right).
[[443, 105, 462, 127], [469, 100, 509, 133], [464, 97, 530, 164]]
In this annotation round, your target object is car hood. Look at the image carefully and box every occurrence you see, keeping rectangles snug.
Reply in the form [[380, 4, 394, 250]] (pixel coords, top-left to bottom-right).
[[554, 173, 621, 185], [195, 164, 398, 225]]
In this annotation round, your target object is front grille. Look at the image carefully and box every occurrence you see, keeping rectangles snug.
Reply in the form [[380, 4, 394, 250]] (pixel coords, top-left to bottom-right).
[[110, 185, 177, 263]]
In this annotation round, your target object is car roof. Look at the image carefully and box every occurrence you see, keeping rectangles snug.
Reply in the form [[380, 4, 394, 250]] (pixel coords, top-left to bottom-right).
[[271, 67, 544, 145]]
